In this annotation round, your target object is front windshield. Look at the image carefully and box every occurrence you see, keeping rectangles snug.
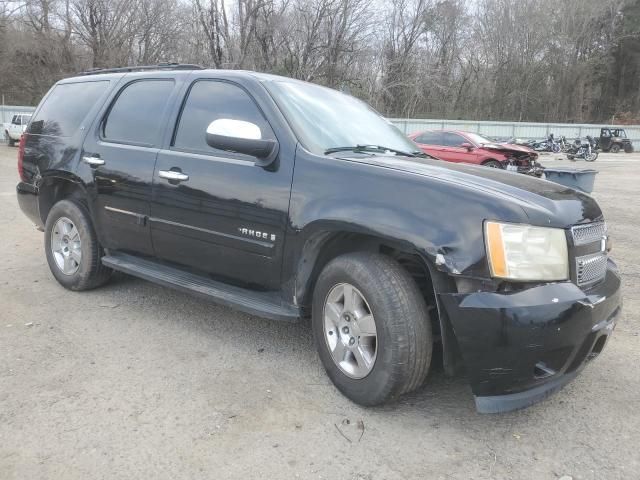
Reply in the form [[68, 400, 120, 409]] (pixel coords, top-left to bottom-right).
[[464, 132, 494, 145], [264, 80, 420, 156]]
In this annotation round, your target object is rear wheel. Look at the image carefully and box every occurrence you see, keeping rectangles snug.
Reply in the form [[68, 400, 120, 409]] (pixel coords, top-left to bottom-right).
[[312, 252, 432, 406], [44, 199, 112, 291], [610, 144, 621, 153], [483, 160, 503, 169]]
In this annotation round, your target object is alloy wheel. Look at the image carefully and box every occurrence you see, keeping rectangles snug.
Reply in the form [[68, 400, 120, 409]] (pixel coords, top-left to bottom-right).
[[50, 216, 82, 275], [323, 283, 378, 379]]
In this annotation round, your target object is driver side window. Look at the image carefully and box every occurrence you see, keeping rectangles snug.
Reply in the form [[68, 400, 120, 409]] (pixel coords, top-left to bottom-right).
[[442, 132, 465, 147], [173, 80, 275, 156]]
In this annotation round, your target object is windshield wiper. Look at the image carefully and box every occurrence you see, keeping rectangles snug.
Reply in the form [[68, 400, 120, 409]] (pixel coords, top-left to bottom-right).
[[324, 144, 420, 157]]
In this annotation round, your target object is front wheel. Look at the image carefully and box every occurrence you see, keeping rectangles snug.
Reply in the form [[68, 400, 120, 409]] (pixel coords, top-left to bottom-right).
[[44, 199, 112, 291], [4, 131, 14, 147], [312, 252, 432, 406], [624, 144, 634, 153], [483, 160, 503, 169], [552, 144, 561, 153], [585, 151, 598, 162]]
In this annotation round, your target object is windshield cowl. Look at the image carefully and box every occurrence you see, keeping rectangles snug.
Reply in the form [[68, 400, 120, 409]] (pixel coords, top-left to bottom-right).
[[324, 144, 423, 158]]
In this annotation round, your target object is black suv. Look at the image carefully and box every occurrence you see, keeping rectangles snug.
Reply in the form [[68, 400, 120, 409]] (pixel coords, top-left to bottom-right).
[[16, 65, 622, 413]]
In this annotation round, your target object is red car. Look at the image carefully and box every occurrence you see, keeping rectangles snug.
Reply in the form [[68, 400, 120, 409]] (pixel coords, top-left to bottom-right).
[[409, 130, 538, 171]]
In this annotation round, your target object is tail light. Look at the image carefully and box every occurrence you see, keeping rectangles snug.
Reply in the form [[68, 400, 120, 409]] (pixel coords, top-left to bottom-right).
[[17, 133, 27, 181]]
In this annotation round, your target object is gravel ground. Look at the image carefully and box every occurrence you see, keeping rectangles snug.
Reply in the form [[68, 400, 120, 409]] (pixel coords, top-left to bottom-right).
[[1, 145, 639, 480]]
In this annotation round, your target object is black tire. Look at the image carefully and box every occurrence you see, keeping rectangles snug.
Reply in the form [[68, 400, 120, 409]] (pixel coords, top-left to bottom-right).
[[610, 144, 621, 153], [312, 252, 432, 406], [44, 199, 112, 291], [483, 160, 503, 169], [624, 144, 634, 153], [5, 131, 14, 147]]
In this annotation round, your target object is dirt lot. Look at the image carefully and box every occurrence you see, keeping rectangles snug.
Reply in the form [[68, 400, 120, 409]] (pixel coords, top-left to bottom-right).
[[1, 145, 639, 480]]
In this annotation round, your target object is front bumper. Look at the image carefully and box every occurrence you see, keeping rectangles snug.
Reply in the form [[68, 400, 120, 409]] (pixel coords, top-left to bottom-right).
[[440, 260, 622, 413]]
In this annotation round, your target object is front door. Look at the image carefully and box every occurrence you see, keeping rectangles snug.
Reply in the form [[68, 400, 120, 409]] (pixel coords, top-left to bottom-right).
[[83, 76, 179, 255], [600, 129, 612, 151], [149, 79, 294, 290], [439, 132, 478, 164]]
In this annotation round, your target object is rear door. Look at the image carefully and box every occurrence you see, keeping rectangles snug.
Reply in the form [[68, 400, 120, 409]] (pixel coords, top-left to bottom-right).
[[413, 131, 445, 158], [149, 78, 294, 290], [82, 74, 180, 255]]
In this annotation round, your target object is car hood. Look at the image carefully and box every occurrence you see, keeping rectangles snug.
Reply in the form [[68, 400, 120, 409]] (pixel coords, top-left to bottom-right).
[[480, 142, 535, 155], [341, 154, 602, 227]]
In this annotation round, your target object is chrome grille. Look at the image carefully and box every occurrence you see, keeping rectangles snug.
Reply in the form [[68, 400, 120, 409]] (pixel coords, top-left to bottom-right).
[[571, 222, 607, 246], [576, 253, 608, 287]]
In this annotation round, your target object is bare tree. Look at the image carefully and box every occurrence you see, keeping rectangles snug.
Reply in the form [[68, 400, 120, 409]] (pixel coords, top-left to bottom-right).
[[0, 0, 637, 122]]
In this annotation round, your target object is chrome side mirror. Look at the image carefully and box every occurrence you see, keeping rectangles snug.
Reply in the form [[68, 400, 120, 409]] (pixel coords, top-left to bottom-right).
[[205, 119, 278, 167]]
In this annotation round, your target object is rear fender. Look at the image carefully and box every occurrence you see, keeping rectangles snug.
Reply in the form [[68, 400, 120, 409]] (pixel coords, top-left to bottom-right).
[[37, 172, 93, 224]]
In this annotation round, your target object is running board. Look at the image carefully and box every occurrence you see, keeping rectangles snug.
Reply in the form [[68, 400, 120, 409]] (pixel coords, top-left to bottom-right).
[[101, 252, 300, 322]]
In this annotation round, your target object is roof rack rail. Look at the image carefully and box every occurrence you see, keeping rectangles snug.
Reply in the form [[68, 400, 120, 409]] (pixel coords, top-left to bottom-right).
[[79, 63, 205, 76]]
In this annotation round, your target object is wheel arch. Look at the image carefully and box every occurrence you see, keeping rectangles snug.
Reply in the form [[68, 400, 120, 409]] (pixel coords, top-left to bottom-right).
[[481, 158, 502, 166], [294, 226, 463, 375], [37, 173, 91, 224]]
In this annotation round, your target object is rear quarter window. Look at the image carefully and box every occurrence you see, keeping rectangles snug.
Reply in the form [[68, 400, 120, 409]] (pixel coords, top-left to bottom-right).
[[28, 81, 109, 137]]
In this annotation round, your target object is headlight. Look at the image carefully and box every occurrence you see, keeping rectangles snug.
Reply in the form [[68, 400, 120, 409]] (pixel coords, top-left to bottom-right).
[[485, 221, 569, 281]]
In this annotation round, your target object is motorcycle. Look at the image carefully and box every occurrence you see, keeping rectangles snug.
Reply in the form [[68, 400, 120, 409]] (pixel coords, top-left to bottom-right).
[[566, 136, 598, 162], [557, 136, 570, 153], [531, 134, 561, 153]]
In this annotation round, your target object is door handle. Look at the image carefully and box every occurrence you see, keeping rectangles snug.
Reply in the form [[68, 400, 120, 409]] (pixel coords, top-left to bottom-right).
[[83, 156, 105, 166], [159, 170, 189, 182]]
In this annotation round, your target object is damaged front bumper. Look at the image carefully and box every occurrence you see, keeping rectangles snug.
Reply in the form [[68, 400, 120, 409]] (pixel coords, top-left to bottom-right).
[[439, 260, 622, 413]]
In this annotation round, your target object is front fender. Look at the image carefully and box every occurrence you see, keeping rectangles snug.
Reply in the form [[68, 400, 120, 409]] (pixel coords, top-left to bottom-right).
[[283, 148, 530, 290]]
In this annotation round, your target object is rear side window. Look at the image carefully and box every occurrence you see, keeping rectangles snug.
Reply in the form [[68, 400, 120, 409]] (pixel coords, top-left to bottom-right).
[[415, 131, 441, 145], [29, 81, 108, 137], [103, 80, 174, 146], [173, 80, 275, 155]]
